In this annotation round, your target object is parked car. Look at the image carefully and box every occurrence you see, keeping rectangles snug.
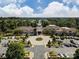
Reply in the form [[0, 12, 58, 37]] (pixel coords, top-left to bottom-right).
[[58, 53, 64, 58], [63, 53, 69, 58], [72, 44, 78, 48], [64, 43, 72, 47], [70, 40, 75, 44], [74, 37, 79, 40]]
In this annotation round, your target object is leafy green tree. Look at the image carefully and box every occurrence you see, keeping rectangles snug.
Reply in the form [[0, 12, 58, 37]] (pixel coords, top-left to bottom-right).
[[74, 49, 79, 59], [25, 33, 29, 38], [76, 31, 79, 37], [31, 20, 37, 27], [21, 36, 26, 43], [52, 35, 56, 42], [76, 18, 79, 29], [13, 29, 23, 36], [27, 40, 31, 45], [21, 34, 28, 43], [47, 40, 51, 48], [7, 20, 17, 29], [26, 40, 32, 47], [0, 20, 7, 32], [6, 42, 25, 59], [50, 34, 54, 38], [60, 36, 64, 40], [41, 20, 49, 27], [0, 36, 2, 43]]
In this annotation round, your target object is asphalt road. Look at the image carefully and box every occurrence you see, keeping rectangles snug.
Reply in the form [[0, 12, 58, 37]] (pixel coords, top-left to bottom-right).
[[26, 45, 49, 59]]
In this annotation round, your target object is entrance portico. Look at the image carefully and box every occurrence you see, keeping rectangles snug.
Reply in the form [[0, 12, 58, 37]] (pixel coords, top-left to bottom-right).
[[36, 20, 43, 35]]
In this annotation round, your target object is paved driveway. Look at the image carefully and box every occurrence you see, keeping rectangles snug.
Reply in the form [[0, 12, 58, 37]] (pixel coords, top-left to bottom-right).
[[26, 35, 51, 45], [26, 45, 49, 59]]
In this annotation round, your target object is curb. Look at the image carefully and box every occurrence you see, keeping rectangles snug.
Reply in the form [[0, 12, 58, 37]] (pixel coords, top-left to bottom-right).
[[44, 52, 48, 59]]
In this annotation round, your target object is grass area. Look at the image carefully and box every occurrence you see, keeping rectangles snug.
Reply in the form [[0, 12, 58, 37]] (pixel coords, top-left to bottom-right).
[[48, 51, 73, 59], [51, 41, 63, 47], [36, 37, 43, 41], [25, 51, 30, 57], [24, 50, 32, 59], [49, 51, 57, 57], [48, 51, 58, 59]]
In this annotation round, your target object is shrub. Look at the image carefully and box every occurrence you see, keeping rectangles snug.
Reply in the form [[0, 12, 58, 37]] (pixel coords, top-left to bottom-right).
[[26, 40, 32, 47], [46, 40, 51, 48]]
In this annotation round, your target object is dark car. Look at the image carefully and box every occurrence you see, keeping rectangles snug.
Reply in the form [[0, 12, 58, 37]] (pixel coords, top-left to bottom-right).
[[70, 40, 75, 44], [72, 44, 78, 48], [64, 43, 72, 47]]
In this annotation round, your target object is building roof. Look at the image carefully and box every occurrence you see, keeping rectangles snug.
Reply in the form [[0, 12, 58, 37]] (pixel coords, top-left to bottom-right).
[[61, 27, 76, 32], [49, 25, 57, 27], [44, 25, 60, 30], [16, 26, 34, 32]]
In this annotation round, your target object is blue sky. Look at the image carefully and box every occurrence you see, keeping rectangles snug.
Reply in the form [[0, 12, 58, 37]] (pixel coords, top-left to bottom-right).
[[0, 0, 79, 17]]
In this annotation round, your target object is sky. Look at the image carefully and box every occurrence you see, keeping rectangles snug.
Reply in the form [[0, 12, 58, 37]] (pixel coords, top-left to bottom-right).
[[0, 0, 79, 17]]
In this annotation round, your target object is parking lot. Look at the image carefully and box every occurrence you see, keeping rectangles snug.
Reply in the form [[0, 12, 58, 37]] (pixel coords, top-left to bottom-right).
[[0, 35, 79, 59], [48, 47, 77, 58]]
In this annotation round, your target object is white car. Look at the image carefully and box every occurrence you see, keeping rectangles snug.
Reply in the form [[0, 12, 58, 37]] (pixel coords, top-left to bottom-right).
[[58, 53, 64, 58], [63, 53, 69, 58]]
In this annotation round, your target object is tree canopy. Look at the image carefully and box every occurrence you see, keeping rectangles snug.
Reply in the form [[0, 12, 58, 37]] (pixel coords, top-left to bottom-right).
[[6, 42, 25, 59], [0, 17, 78, 33], [74, 49, 79, 59]]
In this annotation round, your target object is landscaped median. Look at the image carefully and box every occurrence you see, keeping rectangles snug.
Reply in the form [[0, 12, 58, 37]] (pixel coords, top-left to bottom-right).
[[24, 51, 34, 59], [44, 51, 58, 59], [46, 40, 63, 48], [44, 51, 73, 59], [36, 37, 43, 41]]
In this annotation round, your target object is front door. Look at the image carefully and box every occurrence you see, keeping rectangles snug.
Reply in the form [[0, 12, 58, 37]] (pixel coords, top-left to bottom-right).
[[38, 31, 41, 35]]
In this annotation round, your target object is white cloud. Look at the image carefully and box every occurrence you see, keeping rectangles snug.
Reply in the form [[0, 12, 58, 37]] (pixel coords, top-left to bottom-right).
[[20, 6, 34, 17], [0, 3, 34, 17], [42, 2, 79, 17], [0, 0, 25, 6], [0, 1, 79, 17], [0, 3, 21, 17], [63, 0, 79, 5], [0, 0, 16, 6], [18, 0, 26, 3], [76, 0, 79, 4]]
